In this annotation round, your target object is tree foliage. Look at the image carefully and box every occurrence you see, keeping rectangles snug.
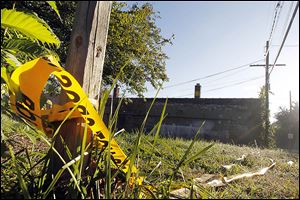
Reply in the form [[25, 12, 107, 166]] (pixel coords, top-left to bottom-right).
[[104, 2, 174, 96], [258, 85, 275, 147], [1, 1, 174, 97], [273, 102, 299, 149]]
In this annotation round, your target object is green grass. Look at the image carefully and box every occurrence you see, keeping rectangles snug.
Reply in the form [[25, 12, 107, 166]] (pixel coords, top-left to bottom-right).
[[1, 110, 299, 199], [115, 132, 299, 199]]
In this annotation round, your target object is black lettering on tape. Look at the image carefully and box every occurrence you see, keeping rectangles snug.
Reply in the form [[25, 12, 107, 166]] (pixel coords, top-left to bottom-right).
[[22, 93, 35, 110], [113, 158, 122, 165], [87, 118, 95, 126], [111, 150, 116, 155], [65, 90, 80, 103], [59, 75, 72, 87], [77, 105, 89, 115], [96, 131, 105, 139], [99, 140, 108, 148], [16, 101, 36, 121], [47, 62, 57, 68]]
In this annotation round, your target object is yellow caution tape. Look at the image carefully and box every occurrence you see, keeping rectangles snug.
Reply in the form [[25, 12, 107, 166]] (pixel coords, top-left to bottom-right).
[[7, 57, 138, 175]]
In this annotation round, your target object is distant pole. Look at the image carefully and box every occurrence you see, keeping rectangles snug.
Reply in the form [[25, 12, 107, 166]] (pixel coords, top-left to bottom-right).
[[265, 40, 270, 147], [289, 90, 292, 112], [288, 90, 293, 150]]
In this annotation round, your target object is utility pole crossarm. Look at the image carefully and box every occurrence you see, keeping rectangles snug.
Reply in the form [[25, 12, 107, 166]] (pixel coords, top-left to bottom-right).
[[249, 64, 286, 67]]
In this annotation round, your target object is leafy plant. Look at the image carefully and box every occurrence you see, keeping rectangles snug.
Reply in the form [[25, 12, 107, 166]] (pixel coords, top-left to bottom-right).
[[1, 3, 61, 83]]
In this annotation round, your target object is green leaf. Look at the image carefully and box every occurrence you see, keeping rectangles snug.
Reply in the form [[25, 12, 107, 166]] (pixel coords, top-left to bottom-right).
[[2, 50, 21, 69], [1, 8, 60, 47], [1, 66, 13, 92], [3, 38, 56, 60], [46, 1, 62, 22]]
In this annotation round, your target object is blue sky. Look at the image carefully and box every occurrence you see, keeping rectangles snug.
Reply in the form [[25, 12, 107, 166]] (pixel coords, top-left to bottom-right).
[[124, 1, 299, 121]]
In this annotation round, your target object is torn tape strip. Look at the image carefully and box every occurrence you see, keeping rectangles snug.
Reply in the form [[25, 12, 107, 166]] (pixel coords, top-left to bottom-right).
[[9, 57, 136, 174]]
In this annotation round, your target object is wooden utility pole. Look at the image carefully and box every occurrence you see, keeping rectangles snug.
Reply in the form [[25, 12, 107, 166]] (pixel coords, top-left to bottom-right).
[[250, 40, 285, 147], [47, 1, 112, 184]]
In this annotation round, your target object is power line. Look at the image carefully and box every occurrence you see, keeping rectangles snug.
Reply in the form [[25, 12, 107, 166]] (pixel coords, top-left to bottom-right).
[[280, 1, 295, 40], [269, 1, 299, 75], [265, 1, 276, 39], [162, 59, 264, 89], [265, 1, 284, 57], [174, 75, 264, 98], [202, 67, 251, 85], [268, 1, 282, 42], [203, 76, 264, 92], [273, 1, 284, 40], [204, 76, 261, 88], [176, 67, 253, 93]]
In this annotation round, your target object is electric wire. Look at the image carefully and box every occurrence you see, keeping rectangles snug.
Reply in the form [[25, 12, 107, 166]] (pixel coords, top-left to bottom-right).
[[161, 58, 264, 90], [280, 1, 295, 40], [269, 1, 299, 75], [265, 1, 284, 57], [268, 2, 281, 42], [176, 67, 253, 93], [204, 76, 264, 92], [174, 76, 264, 98]]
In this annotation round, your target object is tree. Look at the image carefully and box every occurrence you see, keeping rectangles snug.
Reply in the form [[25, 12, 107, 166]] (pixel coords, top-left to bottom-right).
[[1, 1, 174, 97], [273, 102, 299, 149], [103, 2, 174, 96], [258, 86, 275, 148]]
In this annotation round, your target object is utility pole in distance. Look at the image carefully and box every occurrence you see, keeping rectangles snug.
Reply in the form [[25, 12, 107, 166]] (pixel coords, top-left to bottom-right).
[[250, 40, 285, 147]]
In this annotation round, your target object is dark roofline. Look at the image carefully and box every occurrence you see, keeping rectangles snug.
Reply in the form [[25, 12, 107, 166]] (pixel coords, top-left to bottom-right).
[[112, 97, 261, 105]]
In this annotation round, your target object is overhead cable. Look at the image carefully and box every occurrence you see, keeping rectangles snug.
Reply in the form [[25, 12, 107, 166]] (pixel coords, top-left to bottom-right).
[[162, 58, 264, 89], [269, 1, 299, 75]]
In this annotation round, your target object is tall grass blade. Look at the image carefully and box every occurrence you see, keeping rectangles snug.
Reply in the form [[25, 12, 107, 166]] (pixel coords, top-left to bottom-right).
[[34, 130, 83, 196], [23, 154, 47, 178], [99, 58, 131, 118], [123, 130, 143, 198], [183, 143, 215, 166], [140, 87, 161, 133], [8, 145, 31, 199], [51, 97, 86, 139], [42, 167, 65, 198], [78, 101, 90, 194], [147, 113, 168, 137], [167, 121, 206, 194], [108, 96, 124, 134], [104, 130, 112, 199], [153, 98, 168, 147]]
